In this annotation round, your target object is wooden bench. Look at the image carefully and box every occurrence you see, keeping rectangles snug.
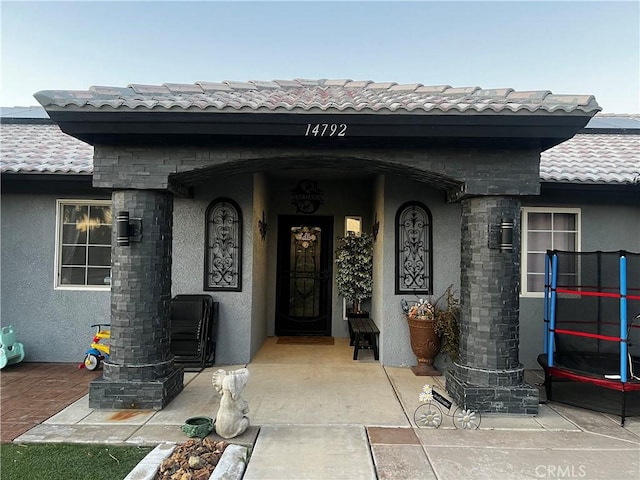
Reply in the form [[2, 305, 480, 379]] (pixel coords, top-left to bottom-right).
[[348, 317, 379, 360]]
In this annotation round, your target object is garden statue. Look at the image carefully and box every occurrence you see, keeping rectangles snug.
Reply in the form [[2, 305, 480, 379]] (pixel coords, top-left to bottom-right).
[[211, 368, 250, 438]]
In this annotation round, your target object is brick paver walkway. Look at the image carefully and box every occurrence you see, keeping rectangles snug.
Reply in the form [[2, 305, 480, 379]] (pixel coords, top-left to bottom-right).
[[1, 362, 100, 442]]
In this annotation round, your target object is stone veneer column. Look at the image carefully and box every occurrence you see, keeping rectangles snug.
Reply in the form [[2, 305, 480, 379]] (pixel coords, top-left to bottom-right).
[[446, 196, 538, 414], [89, 190, 184, 409]]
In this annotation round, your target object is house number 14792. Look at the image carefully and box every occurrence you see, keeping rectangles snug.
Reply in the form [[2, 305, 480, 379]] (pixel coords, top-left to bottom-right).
[[304, 123, 347, 137]]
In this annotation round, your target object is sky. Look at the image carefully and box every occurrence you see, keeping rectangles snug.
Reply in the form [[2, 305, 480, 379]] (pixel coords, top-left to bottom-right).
[[1, 1, 639, 113]]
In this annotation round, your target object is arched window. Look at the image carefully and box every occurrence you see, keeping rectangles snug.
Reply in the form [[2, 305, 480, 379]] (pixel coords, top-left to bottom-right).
[[205, 198, 242, 291], [396, 201, 433, 294]]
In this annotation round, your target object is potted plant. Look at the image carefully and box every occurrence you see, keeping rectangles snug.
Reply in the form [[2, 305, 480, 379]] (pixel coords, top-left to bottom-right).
[[335, 232, 374, 316], [401, 285, 460, 376]]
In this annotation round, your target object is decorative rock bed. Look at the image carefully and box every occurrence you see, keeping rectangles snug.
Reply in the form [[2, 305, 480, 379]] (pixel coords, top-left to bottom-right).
[[125, 439, 248, 480], [157, 438, 227, 479]]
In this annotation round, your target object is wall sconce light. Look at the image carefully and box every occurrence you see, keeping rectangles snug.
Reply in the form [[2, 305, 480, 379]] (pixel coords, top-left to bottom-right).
[[258, 210, 268, 241], [500, 219, 514, 251], [372, 213, 380, 242], [116, 211, 142, 246]]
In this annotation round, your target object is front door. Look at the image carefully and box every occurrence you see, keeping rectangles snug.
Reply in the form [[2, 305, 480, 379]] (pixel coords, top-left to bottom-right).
[[275, 215, 333, 336]]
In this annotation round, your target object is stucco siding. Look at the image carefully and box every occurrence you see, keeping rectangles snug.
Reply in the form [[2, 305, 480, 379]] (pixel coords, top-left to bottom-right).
[[251, 173, 269, 358], [1, 192, 111, 362], [381, 175, 462, 368], [4, 184, 636, 368], [371, 175, 386, 360], [172, 174, 255, 365], [518, 199, 640, 369]]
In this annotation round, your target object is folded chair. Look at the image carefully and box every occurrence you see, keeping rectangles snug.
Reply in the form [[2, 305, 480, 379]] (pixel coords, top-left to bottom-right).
[[170, 295, 218, 369]]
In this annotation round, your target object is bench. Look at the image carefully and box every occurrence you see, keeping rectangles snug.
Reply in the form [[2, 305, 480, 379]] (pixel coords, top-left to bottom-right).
[[348, 317, 379, 360]]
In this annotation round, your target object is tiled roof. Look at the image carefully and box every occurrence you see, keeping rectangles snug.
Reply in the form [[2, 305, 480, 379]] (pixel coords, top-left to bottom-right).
[[34, 79, 600, 115], [586, 114, 640, 130], [1, 120, 636, 185], [540, 133, 639, 184], [0, 106, 49, 119], [0, 123, 93, 174]]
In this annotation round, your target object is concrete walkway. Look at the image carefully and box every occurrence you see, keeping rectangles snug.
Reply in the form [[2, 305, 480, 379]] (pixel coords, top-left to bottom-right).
[[10, 338, 640, 479]]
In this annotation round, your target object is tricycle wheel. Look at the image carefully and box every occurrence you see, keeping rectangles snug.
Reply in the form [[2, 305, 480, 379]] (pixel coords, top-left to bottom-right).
[[84, 354, 100, 371]]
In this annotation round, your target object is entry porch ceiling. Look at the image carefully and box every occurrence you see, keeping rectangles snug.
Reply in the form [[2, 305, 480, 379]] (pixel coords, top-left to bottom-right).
[[169, 160, 460, 192], [34, 79, 600, 150]]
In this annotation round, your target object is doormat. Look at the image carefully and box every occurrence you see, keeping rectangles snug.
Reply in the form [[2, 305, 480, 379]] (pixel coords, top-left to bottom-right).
[[276, 336, 335, 345]]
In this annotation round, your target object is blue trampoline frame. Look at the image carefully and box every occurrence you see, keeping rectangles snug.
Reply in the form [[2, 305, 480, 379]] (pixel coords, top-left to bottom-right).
[[540, 250, 640, 426]]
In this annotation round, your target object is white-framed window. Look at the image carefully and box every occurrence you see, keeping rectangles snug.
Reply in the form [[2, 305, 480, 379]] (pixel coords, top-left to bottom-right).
[[345, 216, 362, 235], [55, 200, 112, 290], [521, 207, 581, 296]]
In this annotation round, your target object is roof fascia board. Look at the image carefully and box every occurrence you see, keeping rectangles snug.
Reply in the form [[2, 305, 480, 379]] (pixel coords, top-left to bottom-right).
[[534, 182, 640, 206], [578, 128, 640, 135], [46, 109, 592, 127], [0, 172, 101, 194], [46, 110, 591, 150], [0, 117, 53, 125]]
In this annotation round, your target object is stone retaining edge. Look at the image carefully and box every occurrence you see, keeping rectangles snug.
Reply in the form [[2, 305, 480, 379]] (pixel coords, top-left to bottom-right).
[[209, 444, 248, 480], [123, 442, 248, 480], [123, 443, 176, 480]]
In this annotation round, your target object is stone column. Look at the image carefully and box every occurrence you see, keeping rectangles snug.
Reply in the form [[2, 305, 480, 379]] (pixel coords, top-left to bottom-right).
[[89, 190, 184, 409], [446, 196, 538, 414]]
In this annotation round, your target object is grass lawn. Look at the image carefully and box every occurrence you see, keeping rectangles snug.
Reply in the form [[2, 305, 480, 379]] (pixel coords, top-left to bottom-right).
[[0, 443, 154, 480]]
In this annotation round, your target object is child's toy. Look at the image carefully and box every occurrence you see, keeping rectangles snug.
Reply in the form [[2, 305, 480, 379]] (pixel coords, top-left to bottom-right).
[[0, 326, 25, 369], [80, 324, 110, 370], [414, 384, 481, 429]]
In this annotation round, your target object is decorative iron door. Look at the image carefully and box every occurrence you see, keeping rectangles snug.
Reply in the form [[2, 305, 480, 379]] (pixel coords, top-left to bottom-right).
[[275, 216, 333, 336]]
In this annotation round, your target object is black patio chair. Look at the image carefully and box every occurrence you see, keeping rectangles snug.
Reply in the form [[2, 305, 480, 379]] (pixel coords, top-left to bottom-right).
[[170, 294, 218, 369]]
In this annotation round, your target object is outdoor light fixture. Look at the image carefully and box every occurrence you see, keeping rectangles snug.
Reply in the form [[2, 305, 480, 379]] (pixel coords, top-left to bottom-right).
[[372, 213, 380, 242], [116, 211, 142, 246], [258, 210, 268, 241], [116, 211, 130, 246], [500, 219, 514, 251]]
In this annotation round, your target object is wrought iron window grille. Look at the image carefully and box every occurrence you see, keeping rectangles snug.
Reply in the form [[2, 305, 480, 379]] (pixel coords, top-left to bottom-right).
[[395, 201, 433, 295], [204, 198, 242, 291]]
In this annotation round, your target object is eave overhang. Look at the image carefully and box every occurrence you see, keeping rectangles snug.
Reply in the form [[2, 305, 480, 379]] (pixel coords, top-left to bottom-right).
[[34, 80, 600, 151], [39, 108, 594, 151], [0, 172, 99, 194], [534, 181, 640, 206]]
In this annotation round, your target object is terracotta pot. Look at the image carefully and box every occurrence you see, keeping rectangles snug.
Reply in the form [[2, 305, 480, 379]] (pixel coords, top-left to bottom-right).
[[407, 315, 442, 376]]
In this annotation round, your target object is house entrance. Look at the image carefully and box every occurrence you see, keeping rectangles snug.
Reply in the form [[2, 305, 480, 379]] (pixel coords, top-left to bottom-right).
[[275, 215, 333, 336]]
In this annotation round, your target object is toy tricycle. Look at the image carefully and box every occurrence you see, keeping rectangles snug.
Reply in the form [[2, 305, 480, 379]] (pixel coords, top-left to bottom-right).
[[80, 324, 110, 370]]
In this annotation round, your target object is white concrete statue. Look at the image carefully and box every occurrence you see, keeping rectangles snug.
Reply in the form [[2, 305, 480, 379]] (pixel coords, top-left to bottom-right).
[[211, 367, 250, 439]]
